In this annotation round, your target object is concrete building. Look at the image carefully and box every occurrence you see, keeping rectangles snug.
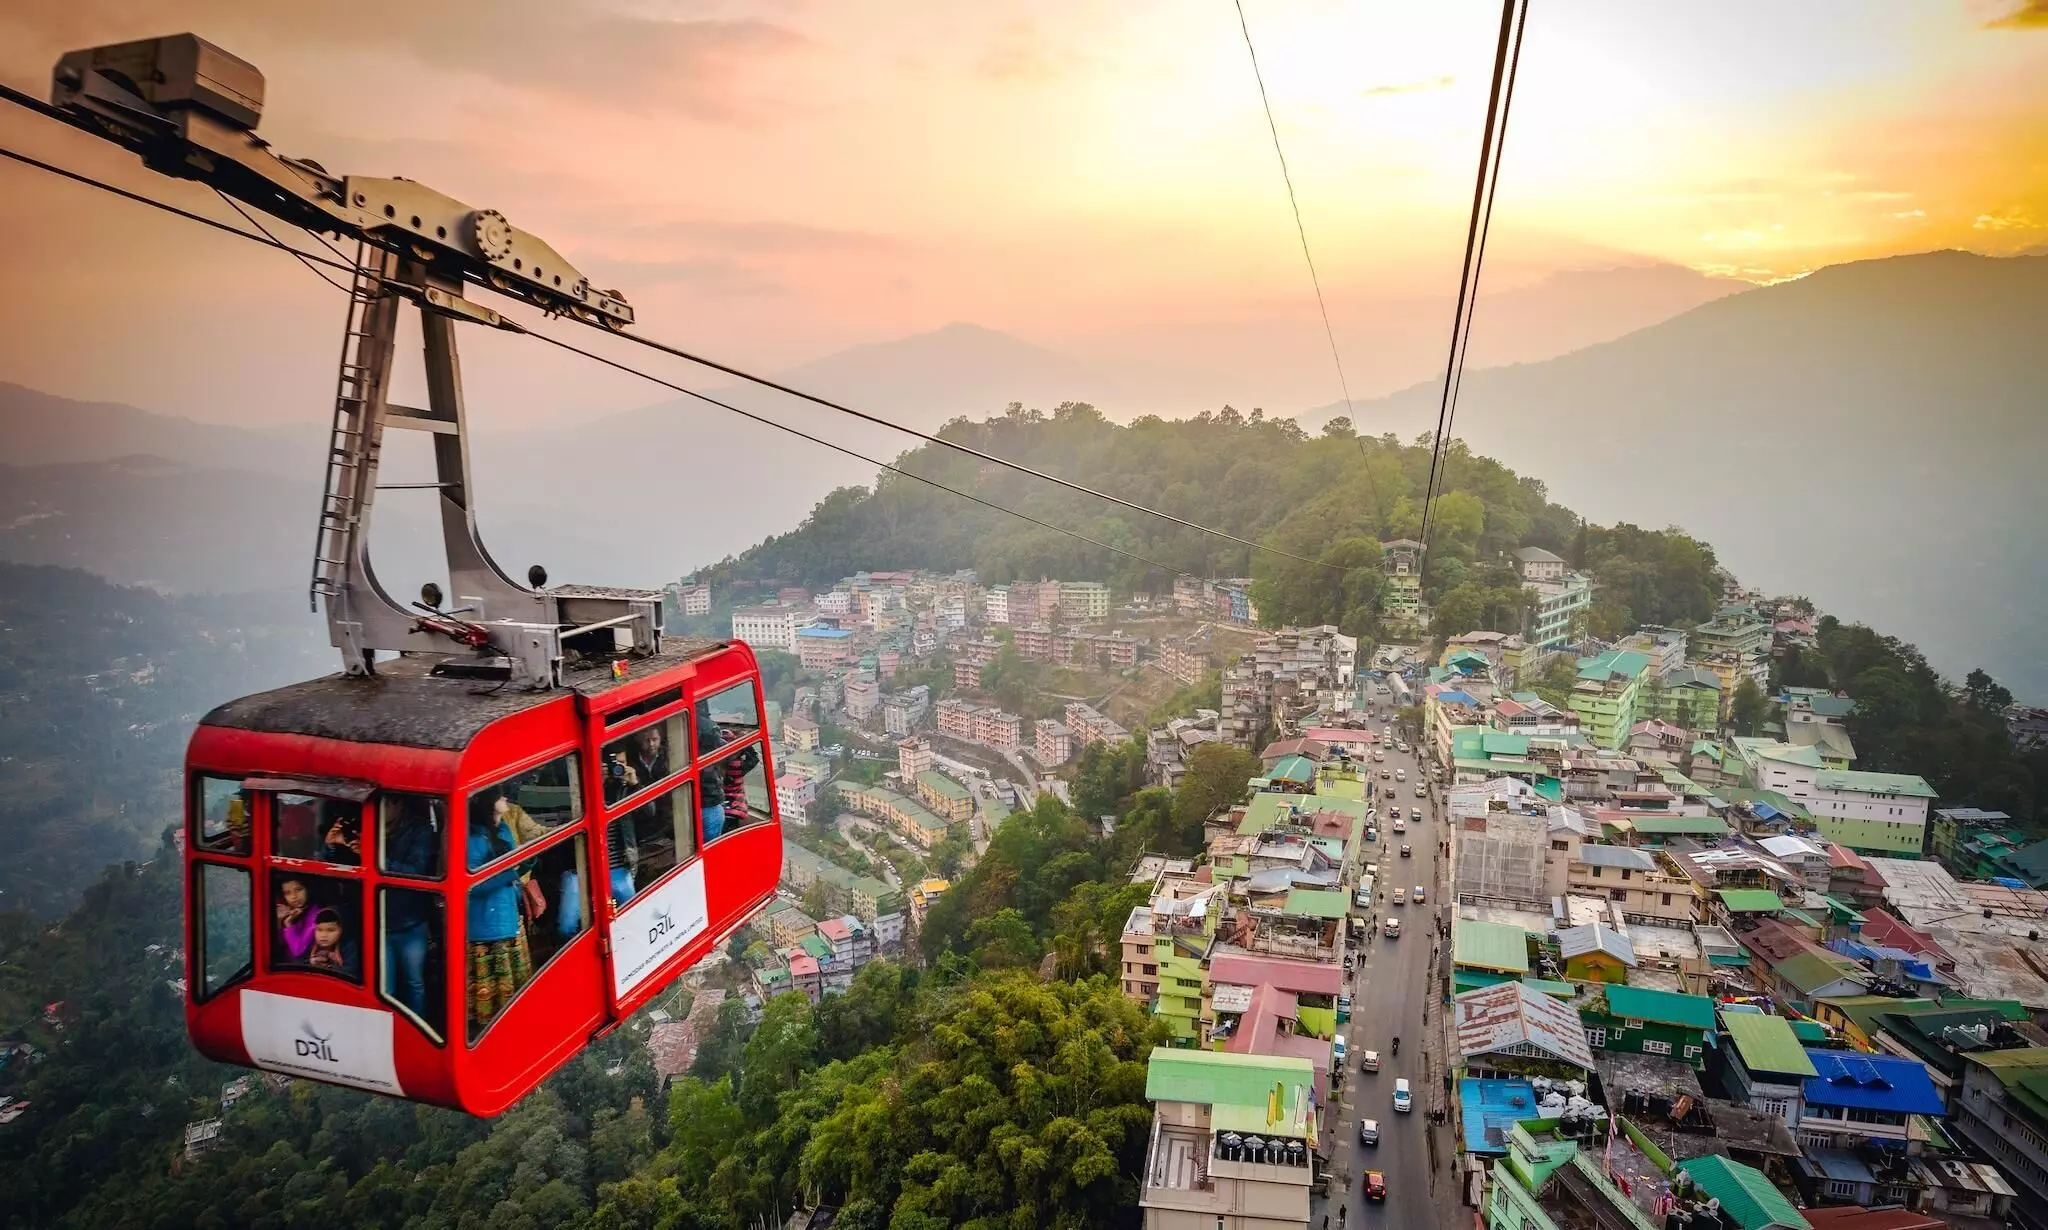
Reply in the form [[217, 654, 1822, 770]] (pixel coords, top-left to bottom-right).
[[1808, 770, 1937, 855], [909, 877, 949, 927], [775, 773, 816, 822], [731, 603, 813, 651], [882, 685, 931, 736], [1140, 1049, 1318, 1230], [779, 842, 893, 922], [1525, 572, 1593, 653], [1060, 580, 1112, 621], [1036, 719, 1076, 766], [1950, 1048, 2048, 1218], [914, 770, 974, 822], [675, 582, 712, 616], [983, 585, 1010, 625], [1066, 701, 1132, 749], [898, 736, 934, 780], [1513, 545, 1568, 583], [782, 714, 819, 752], [795, 625, 856, 670], [843, 676, 881, 721], [1569, 649, 1653, 750], [841, 784, 951, 848], [1158, 636, 1209, 686]]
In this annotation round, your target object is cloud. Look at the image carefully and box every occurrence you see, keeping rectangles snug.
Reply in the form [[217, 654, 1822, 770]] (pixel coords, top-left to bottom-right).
[[1, 1, 806, 123], [1890, 209, 1928, 219], [1973, 207, 2043, 230], [1362, 75, 1455, 97], [1986, 0, 2048, 28]]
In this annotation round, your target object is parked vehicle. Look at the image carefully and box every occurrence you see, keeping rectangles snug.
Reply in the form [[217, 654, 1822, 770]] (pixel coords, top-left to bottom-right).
[[1334, 1036, 1348, 1065]]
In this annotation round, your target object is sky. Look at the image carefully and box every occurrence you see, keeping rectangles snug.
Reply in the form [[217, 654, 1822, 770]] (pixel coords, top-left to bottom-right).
[[1, 0, 2044, 427]]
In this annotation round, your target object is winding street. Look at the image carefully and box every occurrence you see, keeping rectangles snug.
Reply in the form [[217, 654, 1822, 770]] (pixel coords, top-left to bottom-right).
[[834, 813, 903, 890]]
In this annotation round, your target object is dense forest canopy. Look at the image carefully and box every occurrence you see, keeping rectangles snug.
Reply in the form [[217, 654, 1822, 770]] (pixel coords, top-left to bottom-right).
[[695, 405, 1726, 641]]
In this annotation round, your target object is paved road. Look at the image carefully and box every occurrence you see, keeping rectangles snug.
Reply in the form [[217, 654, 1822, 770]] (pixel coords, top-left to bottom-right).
[[1312, 720, 1461, 1230], [834, 814, 903, 890]]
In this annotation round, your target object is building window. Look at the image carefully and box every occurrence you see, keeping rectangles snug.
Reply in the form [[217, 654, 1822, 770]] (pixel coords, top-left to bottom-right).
[[1759, 1098, 1788, 1117], [1684, 1045, 1701, 1059], [1642, 1039, 1672, 1055], [1585, 1027, 1606, 1047], [1661, 893, 1673, 906], [1611, 889, 1629, 901]]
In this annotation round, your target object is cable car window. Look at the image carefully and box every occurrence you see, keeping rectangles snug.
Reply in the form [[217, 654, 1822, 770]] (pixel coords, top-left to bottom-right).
[[701, 680, 764, 740], [378, 793, 446, 881], [467, 832, 588, 1044], [701, 741, 767, 843], [272, 792, 363, 866], [600, 713, 686, 810], [194, 775, 253, 855], [379, 885, 446, 1044], [602, 780, 695, 903], [195, 862, 252, 1000], [604, 686, 684, 727], [268, 869, 361, 982], [465, 752, 581, 871]]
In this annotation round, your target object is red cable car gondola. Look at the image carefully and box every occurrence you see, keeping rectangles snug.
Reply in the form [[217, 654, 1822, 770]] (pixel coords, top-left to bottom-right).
[[183, 640, 778, 1115], [22, 41, 809, 1113]]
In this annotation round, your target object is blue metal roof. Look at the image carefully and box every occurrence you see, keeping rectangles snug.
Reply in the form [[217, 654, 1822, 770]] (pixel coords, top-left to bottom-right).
[[1799, 1050, 1944, 1115]]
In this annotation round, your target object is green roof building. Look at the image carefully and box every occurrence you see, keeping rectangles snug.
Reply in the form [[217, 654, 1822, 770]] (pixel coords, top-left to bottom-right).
[[1676, 1156, 1809, 1230], [1579, 985, 1718, 1069], [1454, 919, 1532, 991], [1570, 650, 1653, 750]]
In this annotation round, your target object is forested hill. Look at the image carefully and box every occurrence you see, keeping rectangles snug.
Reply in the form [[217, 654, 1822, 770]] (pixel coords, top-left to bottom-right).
[[697, 404, 1725, 639], [0, 565, 327, 918]]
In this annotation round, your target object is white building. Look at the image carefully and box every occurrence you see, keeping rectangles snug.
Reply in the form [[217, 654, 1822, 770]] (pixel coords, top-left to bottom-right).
[[815, 589, 854, 615], [984, 586, 1010, 625], [775, 773, 817, 821], [1526, 572, 1593, 652], [1512, 546, 1567, 583], [883, 685, 931, 736], [1059, 581, 1112, 621], [675, 582, 712, 616], [731, 603, 813, 651]]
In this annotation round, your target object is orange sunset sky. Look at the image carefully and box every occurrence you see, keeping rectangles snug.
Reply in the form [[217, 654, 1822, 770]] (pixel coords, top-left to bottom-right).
[[1, 0, 2044, 427]]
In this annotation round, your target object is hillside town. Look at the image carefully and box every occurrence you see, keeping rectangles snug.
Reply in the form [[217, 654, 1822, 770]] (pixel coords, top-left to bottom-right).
[[678, 541, 2048, 1230]]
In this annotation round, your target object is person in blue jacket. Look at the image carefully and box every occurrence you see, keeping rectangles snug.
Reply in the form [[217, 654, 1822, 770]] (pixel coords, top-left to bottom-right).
[[466, 800, 531, 1033]]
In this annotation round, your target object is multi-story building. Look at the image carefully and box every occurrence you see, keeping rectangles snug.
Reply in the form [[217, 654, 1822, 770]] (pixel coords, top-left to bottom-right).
[[1568, 649, 1652, 750], [1012, 624, 1055, 661], [675, 582, 712, 616], [1157, 636, 1208, 686], [1059, 581, 1111, 622], [1950, 1047, 2048, 1216], [731, 603, 813, 651], [909, 877, 949, 927], [936, 698, 975, 739], [778, 841, 894, 923], [1524, 571, 1593, 652], [1639, 666, 1722, 733], [795, 625, 856, 670], [882, 685, 931, 736], [1809, 769, 1938, 855], [1380, 539, 1424, 627], [1120, 905, 1161, 1006], [782, 714, 819, 752], [814, 589, 855, 616], [775, 773, 816, 821], [1689, 607, 1771, 707], [1512, 545, 1568, 583], [841, 783, 951, 848], [953, 658, 985, 690], [914, 770, 974, 823], [843, 676, 881, 721], [983, 586, 1010, 625], [898, 736, 934, 780], [1139, 1050, 1317, 1230], [1562, 845, 1698, 925], [1036, 719, 1076, 766], [974, 708, 1023, 750], [1065, 702, 1131, 749]]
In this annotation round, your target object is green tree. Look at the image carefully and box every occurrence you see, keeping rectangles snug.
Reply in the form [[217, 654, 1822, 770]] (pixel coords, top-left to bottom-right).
[[1730, 677, 1770, 736], [1171, 743, 1261, 846], [967, 907, 1043, 969]]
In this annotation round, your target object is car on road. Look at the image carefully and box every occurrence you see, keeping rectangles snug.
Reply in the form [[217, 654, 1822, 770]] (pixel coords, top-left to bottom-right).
[[1333, 1036, 1348, 1065], [1393, 1079, 1412, 1113], [1413, 885, 1427, 903], [1411, 807, 1423, 822], [1384, 917, 1401, 938], [1397, 741, 1410, 753], [1391, 816, 1405, 833], [1379, 768, 1391, 780], [1395, 768, 1407, 782], [1373, 750, 1385, 762], [1359, 1118, 1380, 1147], [1337, 994, 1352, 1023], [1400, 843, 1412, 857], [1361, 1048, 1380, 1073], [1364, 824, 1377, 843], [1415, 784, 1427, 797], [1364, 1170, 1387, 1201]]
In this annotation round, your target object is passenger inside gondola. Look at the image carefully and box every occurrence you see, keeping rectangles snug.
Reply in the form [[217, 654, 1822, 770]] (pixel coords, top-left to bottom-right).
[[271, 870, 360, 980], [306, 908, 358, 977], [465, 758, 589, 1040]]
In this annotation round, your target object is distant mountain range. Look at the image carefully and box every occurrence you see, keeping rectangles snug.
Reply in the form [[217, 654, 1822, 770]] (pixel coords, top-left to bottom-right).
[[1303, 250, 2048, 699], [1, 250, 2039, 697]]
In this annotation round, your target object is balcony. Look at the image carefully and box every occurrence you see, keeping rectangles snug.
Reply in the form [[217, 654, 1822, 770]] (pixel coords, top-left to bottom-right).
[[1141, 1120, 1223, 1214]]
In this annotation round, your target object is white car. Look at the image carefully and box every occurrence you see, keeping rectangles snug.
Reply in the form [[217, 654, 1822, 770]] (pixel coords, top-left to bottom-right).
[[1391, 816, 1406, 833], [1334, 1036, 1348, 1065], [1361, 1049, 1382, 1073], [1393, 1079, 1413, 1113]]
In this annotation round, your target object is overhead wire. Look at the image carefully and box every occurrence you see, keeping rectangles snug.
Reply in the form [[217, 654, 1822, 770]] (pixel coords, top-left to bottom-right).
[[1416, 0, 1526, 583], [0, 133, 1203, 581], [215, 188, 355, 293]]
